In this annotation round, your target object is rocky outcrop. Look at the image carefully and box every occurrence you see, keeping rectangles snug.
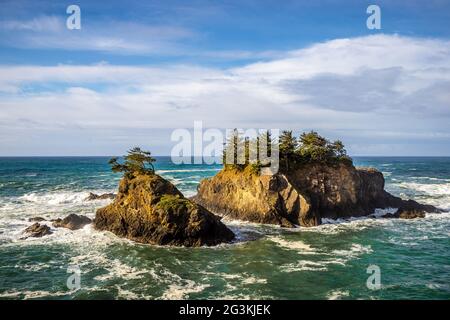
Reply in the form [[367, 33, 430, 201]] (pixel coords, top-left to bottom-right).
[[28, 217, 46, 222], [86, 192, 116, 200], [94, 173, 235, 246], [23, 223, 52, 238], [193, 164, 440, 227], [381, 202, 429, 219], [52, 214, 92, 230]]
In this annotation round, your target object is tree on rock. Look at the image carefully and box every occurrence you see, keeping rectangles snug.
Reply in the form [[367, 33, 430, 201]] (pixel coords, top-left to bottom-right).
[[297, 131, 352, 165], [279, 130, 298, 171], [109, 147, 156, 177]]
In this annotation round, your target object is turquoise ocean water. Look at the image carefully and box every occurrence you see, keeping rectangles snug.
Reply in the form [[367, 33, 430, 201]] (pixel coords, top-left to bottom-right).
[[0, 157, 449, 299]]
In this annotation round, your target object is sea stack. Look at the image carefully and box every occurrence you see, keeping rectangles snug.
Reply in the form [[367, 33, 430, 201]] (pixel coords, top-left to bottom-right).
[[94, 173, 235, 246], [193, 163, 440, 227]]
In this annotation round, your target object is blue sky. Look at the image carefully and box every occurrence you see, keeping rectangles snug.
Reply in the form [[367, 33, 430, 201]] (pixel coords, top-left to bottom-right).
[[0, 0, 449, 156]]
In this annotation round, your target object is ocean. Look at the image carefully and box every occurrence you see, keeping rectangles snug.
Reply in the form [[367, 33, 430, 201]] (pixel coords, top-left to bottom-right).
[[0, 156, 449, 300]]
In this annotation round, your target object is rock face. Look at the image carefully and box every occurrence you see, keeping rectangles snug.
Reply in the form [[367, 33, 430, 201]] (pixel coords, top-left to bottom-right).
[[86, 192, 116, 200], [193, 164, 440, 227], [94, 174, 235, 246], [52, 214, 92, 230], [23, 223, 52, 238]]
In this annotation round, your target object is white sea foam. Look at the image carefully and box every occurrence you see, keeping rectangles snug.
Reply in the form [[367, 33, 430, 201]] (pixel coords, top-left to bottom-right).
[[14, 262, 51, 272], [267, 236, 317, 254], [242, 276, 267, 285], [20, 191, 91, 205], [160, 280, 210, 299], [327, 289, 350, 300], [0, 290, 71, 299], [182, 190, 197, 198], [279, 243, 372, 272], [280, 260, 329, 272], [92, 259, 149, 282], [19, 190, 115, 205], [395, 182, 450, 196], [332, 243, 373, 258]]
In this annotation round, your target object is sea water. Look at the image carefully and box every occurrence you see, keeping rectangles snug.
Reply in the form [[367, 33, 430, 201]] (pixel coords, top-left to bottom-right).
[[0, 157, 449, 299]]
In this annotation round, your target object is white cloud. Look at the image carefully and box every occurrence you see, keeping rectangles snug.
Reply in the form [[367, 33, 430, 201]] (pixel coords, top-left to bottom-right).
[[0, 34, 449, 155], [0, 16, 196, 54], [0, 15, 62, 32]]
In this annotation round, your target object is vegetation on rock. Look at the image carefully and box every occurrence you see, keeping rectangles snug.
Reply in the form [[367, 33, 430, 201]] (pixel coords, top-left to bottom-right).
[[222, 129, 352, 173], [108, 147, 156, 177], [222, 129, 276, 174], [95, 147, 235, 246]]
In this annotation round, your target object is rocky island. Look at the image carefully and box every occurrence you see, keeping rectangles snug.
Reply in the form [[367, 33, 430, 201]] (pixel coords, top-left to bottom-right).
[[94, 148, 235, 246], [193, 130, 440, 227]]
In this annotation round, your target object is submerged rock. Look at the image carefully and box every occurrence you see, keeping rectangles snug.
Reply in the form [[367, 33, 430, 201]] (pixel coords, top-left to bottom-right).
[[382, 204, 427, 219], [28, 217, 46, 222], [52, 214, 92, 230], [94, 173, 235, 246], [86, 192, 116, 200], [193, 164, 440, 227], [23, 223, 52, 238]]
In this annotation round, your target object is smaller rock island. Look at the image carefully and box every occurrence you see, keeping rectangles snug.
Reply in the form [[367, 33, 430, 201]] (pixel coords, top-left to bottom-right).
[[94, 147, 235, 246]]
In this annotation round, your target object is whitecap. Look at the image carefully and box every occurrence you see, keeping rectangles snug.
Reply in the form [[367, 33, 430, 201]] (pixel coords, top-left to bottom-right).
[[267, 235, 317, 254], [280, 260, 329, 272], [160, 280, 210, 299], [327, 289, 350, 300], [395, 182, 450, 196]]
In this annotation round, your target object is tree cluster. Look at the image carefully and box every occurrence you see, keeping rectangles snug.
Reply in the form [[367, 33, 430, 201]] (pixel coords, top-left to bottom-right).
[[222, 129, 352, 173], [281, 130, 352, 170], [109, 147, 156, 177]]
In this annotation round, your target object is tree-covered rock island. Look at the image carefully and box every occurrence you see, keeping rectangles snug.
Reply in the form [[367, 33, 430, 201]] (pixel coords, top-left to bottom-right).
[[193, 131, 440, 227]]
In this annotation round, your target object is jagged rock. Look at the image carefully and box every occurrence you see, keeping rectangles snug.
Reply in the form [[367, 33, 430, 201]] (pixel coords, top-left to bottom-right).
[[94, 173, 235, 246], [86, 192, 116, 200], [23, 223, 52, 238], [382, 205, 426, 219], [193, 163, 440, 227], [192, 167, 315, 227], [28, 217, 46, 222], [52, 214, 92, 230]]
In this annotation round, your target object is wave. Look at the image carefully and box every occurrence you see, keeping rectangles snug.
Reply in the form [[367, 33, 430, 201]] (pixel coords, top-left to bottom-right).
[[277, 239, 373, 272], [332, 243, 373, 258], [280, 260, 329, 272], [267, 236, 317, 254], [327, 289, 350, 300], [19, 191, 91, 205], [395, 182, 450, 196], [14, 189, 115, 206], [160, 280, 210, 300], [0, 290, 70, 299]]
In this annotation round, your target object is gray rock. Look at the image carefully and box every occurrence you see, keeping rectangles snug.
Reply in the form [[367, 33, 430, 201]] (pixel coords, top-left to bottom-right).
[[52, 214, 92, 230], [85, 192, 116, 201], [23, 223, 52, 238]]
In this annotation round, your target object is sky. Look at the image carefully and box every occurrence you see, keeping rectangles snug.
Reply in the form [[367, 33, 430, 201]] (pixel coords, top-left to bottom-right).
[[0, 0, 449, 156]]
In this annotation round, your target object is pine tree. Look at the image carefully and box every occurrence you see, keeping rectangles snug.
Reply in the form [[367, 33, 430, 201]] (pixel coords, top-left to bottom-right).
[[279, 130, 297, 171], [108, 147, 156, 177], [223, 129, 245, 168]]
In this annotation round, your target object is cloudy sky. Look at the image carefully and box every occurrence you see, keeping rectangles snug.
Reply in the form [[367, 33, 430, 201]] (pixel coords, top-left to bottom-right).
[[0, 0, 449, 156]]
